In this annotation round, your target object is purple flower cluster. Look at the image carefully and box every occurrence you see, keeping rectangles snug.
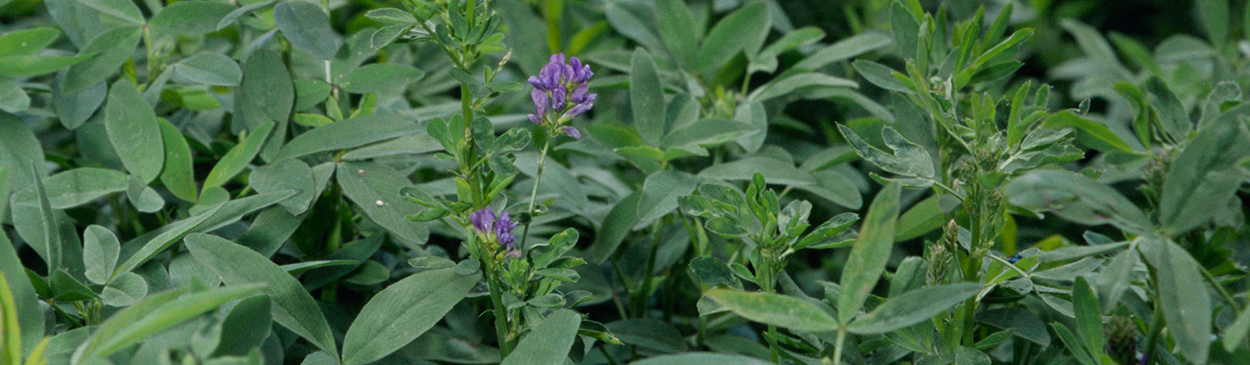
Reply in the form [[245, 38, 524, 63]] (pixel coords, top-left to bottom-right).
[[470, 207, 520, 254], [527, 54, 595, 139]]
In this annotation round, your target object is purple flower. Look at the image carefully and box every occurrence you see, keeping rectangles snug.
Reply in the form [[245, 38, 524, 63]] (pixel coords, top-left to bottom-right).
[[527, 53, 596, 137], [495, 211, 518, 250], [469, 208, 519, 253], [471, 208, 494, 234], [563, 126, 582, 139]]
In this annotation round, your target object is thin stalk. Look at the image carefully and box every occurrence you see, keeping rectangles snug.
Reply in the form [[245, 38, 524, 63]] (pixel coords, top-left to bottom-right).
[[1144, 266, 1165, 365], [767, 324, 781, 363], [631, 222, 663, 317], [832, 329, 848, 365], [1200, 264, 1241, 315], [488, 274, 514, 357], [518, 137, 553, 256]]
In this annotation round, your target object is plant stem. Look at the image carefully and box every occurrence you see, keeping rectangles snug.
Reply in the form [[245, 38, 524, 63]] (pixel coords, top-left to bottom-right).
[[1200, 264, 1241, 315], [518, 136, 552, 256], [488, 274, 514, 357], [832, 329, 848, 365], [1144, 265, 1165, 365], [767, 324, 781, 363], [631, 221, 663, 317]]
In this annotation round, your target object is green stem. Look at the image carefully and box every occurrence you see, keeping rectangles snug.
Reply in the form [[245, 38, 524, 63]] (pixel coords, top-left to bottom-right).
[[631, 222, 663, 317], [518, 136, 552, 256], [1144, 265, 1165, 365], [832, 329, 847, 365], [1200, 264, 1241, 315], [488, 274, 514, 357], [767, 324, 781, 363]]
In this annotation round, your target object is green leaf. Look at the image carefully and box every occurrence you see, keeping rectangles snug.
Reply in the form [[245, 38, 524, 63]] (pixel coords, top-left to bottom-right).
[[250, 159, 315, 215], [184, 233, 339, 359], [216, 1, 277, 31], [630, 353, 771, 365], [0, 27, 60, 56], [1005, 170, 1151, 234], [794, 32, 893, 71], [603, 2, 663, 57], [75, 0, 142, 25], [1072, 277, 1105, 360], [238, 49, 293, 163], [1197, 0, 1230, 47], [654, 0, 697, 67], [699, 157, 816, 186], [341, 134, 442, 160], [9, 167, 127, 209], [82, 225, 120, 285], [630, 49, 666, 146], [1223, 301, 1250, 352], [157, 119, 198, 203], [1158, 106, 1250, 234], [500, 310, 580, 365], [852, 59, 911, 93], [364, 7, 416, 24], [0, 54, 91, 79], [172, 53, 242, 87], [341, 266, 479, 365], [116, 190, 295, 274], [212, 294, 272, 357], [607, 318, 687, 353], [273, 1, 341, 60], [660, 118, 756, 152], [30, 164, 62, 273], [105, 80, 165, 184], [63, 26, 142, 94], [1042, 111, 1135, 154], [689, 256, 741, 289], [203, 120, 274, 189], [894, 195, 943, 242], [149, 1, 237, 37], [748, 72, 857, 102], [0, 228, 44, 358], [696, 2, 769, 73], [584, 192, 642, 264], [277, 115, 419, 160], [52, 74, 106, 130], [838, 124, 934, 181], [238, 48, 294, 136], [339, 63, 424, 94], [0, 79, 29, 113], [100, 271, 147, 307], [848, 283, 980, 334], [705, 289, 840, 332], [0, 114, 43, 190], [838, 181, 900, 324], [635, 170, 698, 226], [1139, 238, 1211, 363], [73, 283, 264, 363], [1144, 76, 1190, 143], [337, 162, 430, 246], [126, 174, 163, 213]]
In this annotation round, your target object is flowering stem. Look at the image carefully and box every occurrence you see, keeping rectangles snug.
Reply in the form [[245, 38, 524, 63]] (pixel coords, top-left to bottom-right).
[[488, 273, 514, 357], [518, 135, 552, 256]]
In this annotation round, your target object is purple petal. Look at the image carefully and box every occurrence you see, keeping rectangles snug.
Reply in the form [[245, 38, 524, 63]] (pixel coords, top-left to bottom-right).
[[531, 88, 548, 116], [551, 86, 567, 112], [569, 83, 589, 103], [550, 53, 565, 65], [470, 208, 494, 234], [527, 114, 542, 124], [527, 76, 545, 90], [563, 126, 582, 139]]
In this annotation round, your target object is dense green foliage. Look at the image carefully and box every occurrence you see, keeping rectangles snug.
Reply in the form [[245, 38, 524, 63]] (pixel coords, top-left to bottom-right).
[[0, 0, 1249, 364]]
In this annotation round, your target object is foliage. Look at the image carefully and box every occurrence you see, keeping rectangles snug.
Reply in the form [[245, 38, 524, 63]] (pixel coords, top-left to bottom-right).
[[0, 0, 1249, 364]]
